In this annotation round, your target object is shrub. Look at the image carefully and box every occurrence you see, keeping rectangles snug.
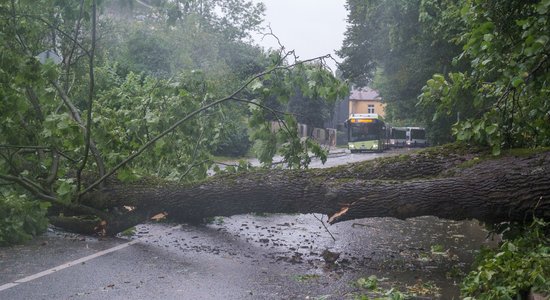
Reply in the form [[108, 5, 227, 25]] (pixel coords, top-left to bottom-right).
[[461, 219, 550, 299], [213, 125, 251, 157], [0, 193, 49, 246]]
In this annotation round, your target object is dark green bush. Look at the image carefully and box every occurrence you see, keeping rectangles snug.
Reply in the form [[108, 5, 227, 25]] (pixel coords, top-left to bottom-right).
[[213, 126, 251, 157], [461, 219, 550, 299], [0, 193, 49, 246]]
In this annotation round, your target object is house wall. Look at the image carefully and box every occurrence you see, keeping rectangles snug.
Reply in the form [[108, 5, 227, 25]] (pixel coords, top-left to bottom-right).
[[349, 100, 385, 117]]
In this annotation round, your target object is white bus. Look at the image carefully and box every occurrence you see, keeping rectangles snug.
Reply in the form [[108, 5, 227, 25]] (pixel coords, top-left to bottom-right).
[[406, 127, 427, 147], [389, 127, 407, 147]]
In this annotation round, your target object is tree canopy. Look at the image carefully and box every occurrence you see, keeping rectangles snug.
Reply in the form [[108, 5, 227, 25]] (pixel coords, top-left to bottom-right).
[[0, 0, 347, 245], [338, 0, 550, 150]]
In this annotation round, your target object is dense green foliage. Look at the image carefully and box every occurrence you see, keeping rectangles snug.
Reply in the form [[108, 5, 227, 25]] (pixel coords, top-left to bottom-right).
[[102, 0, 267, 79], [93, 66, 220, 181], [288, 89, 335, 128], [0, 0, 346, 244], [0, 192, 49, 246], [420, 0, 550, 154], [462, 219, 550, 299], [248, 61, 347, 167], [338, 0, 465, 143], [339, 0, 550, 150]]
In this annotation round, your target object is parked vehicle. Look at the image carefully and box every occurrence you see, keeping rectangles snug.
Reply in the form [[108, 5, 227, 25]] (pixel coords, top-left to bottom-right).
[[406, 127, 428, 147], [345, 114, 388, 153], [389, 127, 407, 147]]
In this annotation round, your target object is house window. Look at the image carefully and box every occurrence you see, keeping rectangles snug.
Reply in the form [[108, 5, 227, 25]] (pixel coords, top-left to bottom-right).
[[368, 104, 375, 114]]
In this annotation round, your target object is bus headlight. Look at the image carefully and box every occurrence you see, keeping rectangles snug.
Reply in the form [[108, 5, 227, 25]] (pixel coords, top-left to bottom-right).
[[349, 144, 355, 149]]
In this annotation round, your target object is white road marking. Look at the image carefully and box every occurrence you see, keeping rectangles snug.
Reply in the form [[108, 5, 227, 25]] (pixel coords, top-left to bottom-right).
[[0, 283, 18, 291], [0, 225, 180, 292]]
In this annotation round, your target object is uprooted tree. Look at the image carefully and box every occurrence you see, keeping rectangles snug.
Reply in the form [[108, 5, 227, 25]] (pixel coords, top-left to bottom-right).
[[67, 145, 549, 235]]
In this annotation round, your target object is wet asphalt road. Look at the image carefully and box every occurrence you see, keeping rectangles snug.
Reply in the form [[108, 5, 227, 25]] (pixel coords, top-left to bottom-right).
[[0, 150, 498, 299]]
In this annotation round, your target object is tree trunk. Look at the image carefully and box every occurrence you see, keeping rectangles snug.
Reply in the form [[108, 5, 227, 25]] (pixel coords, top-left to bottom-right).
[[67, 146, 550, 235]]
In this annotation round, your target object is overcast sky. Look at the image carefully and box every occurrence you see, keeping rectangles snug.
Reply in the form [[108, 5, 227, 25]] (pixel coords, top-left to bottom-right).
[[252, 0, 348, 71]]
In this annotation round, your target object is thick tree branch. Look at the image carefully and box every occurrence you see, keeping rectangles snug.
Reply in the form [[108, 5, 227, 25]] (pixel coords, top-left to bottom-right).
[[76, 0, 98, 194], [0, 174, 56, 202], [50, 80, 106, 178], [0, 173, 113, 223], [24, 87, 44, 121], [0, 145, 78, 163], [46, 148, 60, 187], [63, 0, 85, 93], [17, 13, 91, 57]]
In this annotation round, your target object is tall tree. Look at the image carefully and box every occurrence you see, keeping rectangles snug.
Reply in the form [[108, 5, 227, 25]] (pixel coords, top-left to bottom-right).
[[104, 0, 266, 41], [338, 0, 466, 143], [339, 0, 550, 149], [419, 0, 550, 154]]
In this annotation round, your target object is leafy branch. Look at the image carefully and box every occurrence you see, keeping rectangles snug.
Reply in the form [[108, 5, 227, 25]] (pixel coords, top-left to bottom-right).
[[80, 54, 333, 195]]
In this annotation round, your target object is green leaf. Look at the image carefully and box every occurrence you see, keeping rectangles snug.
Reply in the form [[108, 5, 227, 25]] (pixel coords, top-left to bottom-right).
[[536, 0, 550, 14], [534, 35, 549, 46], [485, 124, 498, 135], [492, 144, 501, 156], [249, 80, 263, 91], [56, 180, 74, 196], [481, 58, 492, 66], [511, 77, 523, 88], [116, 168, 140, 182]]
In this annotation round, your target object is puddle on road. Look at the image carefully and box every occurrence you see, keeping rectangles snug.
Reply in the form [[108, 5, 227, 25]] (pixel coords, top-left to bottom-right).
[[131, 214, 498, 299]]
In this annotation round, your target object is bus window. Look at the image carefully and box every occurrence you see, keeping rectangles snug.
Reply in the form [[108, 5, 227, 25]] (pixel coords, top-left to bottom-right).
[[349, 123, 382, 142], [411, 129, 426, 139], [391, 128, 407, 139]]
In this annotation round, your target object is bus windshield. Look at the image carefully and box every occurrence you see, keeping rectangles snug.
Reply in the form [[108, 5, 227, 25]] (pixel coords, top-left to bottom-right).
[[410, 129, 426, 139], [349, 123, 383, 142], [391, 129, 406, 139]]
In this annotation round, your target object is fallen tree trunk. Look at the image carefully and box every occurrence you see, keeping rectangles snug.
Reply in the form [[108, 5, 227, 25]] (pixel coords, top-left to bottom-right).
[[68, 146, 550, 235]]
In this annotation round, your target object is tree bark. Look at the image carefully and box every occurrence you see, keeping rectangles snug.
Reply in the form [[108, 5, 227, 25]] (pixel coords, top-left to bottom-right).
[[69, 146, 550, 235]]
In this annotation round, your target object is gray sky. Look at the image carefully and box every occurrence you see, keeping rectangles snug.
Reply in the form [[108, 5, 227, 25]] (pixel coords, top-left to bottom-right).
[[252, 0, 348, 72]]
